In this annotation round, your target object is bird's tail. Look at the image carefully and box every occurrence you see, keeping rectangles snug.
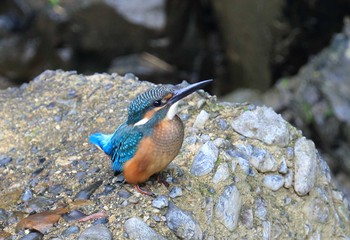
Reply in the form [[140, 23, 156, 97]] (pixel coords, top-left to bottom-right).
[[89, 133, 113, 155]]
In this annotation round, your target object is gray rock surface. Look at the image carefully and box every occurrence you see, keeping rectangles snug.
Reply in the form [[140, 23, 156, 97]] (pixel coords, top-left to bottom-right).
[[124, 217, 166, 240], [190, 141, 219, 176], [166, 202, 203, 240], [215, 184, 242, 231], [231, 106, 290, 147], [78, 224, 113, 240], [0, 71, 349, 239], [294, 137, 317, 196]]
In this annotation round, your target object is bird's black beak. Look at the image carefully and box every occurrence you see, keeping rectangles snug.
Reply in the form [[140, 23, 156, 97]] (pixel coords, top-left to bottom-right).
[[169, 79, 213, 104]]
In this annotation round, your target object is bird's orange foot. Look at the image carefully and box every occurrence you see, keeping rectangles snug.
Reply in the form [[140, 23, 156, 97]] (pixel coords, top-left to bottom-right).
[[134, 185, 156, 197]]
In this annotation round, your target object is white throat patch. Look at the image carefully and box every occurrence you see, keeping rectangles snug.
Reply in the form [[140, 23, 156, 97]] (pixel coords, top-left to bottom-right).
[[134, 117, 150, 126], [167, 101, 179, 120]]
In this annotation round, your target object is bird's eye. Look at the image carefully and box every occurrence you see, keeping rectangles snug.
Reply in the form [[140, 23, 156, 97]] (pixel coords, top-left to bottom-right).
[[153, 100, 162, 107]]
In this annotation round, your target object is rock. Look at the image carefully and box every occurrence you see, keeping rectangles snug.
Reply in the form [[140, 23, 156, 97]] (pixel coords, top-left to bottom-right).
[[0, 71, 349, 239], [213, 162, 230, 184], [75, 180, 103, 200], [263, 174, 284, 191], [152, 195, 168, 209], [20, 232, 44, 240], [63, 226, 80, 237], [226, 147, 255, 176], [78, 224, 113, 240], [190, 141, 219, 176], [215, 184, 242, 231], [231, 106, 290, 146], [250, 146, 278, 172], [0, 155, 12, 167], [169, 186, 182, 198], [166, 202, 203, 240], [294, 137, 317, 196], [124, 217, 166, 240], [193, 110, 210, 129]]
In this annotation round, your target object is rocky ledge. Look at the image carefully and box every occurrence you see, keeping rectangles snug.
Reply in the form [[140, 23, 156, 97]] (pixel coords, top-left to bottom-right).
[[0, 71, 349, 239]]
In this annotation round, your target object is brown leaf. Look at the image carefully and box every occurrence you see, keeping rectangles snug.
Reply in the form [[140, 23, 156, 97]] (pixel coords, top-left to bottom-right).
[[16, 208, 68, 233]]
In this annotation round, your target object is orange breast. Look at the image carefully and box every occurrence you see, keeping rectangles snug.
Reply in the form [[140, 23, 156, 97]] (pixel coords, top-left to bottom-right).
[[123, 116, 184, 185]]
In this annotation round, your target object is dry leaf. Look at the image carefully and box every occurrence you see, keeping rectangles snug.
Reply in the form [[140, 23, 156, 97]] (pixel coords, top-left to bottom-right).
[[16, 208, 68, 233]]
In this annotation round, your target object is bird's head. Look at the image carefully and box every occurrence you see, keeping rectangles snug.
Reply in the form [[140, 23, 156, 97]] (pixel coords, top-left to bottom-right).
[[127, 79, 212, 126]]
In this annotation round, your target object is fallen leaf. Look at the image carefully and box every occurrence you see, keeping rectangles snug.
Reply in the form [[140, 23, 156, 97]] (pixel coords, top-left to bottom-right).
[[16, 208, 68, 233]]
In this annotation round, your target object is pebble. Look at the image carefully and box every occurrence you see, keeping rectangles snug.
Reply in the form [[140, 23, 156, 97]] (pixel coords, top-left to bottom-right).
[[231, 106, 290, 147], [213, 162, 230, 184], [217, 119, 228, 130], [263, 174, 284, 191], [20, 232, 44, 240], [27, 197, 55, 213], [205, 197, 214, 224], [93, 217, 109, 225], [75, 180, 103, 200], [215, 184, 242, 231], [0, 209, 8, 225], [62, 226, 80, 237], [262, 221, 271, 240], [255, 197, 267, 220], [63, 210, 87, 222], [241, 207, 254, 228], [124, 217, 166, 240], [193, 110, 210, 129], [190, 141, 219, 176], [294, 137, 317, 196], [279, 158, 288, 174], [284, 170, 293, 188], [117, 190, 131, 199], [78, 224, 113, 240], [152, 195, 168, 209], [250, 146, 278, 172], [169, 187, 182, 198], [166, 202, 203, 240], [22, 188, 33, 202], [0, 155, 12, 167], [226, 148, 255, 176]]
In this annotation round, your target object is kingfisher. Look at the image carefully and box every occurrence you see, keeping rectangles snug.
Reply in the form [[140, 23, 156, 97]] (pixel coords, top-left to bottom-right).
[[89, 79, 212, 195]]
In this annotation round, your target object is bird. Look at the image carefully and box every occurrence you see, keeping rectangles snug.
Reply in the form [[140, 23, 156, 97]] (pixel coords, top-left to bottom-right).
[[89, 79, 212, 195]]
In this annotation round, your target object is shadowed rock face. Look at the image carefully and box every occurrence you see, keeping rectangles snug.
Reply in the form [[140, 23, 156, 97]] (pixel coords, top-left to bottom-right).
[[0, 71, 349, 239]]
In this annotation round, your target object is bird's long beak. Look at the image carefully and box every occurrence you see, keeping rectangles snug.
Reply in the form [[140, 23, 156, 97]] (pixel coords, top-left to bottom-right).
[[169, 79, 213, 104]]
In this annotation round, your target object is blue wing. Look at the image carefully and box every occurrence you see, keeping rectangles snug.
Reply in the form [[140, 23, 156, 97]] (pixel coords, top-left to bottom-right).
[[109, 125, 143, 172], [89, 122, 143, 172]]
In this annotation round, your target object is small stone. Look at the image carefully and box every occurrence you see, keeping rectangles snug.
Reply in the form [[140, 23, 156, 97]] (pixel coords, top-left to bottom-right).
[[240, 207, 254, 229], [63, 226, 80, 237], [190, 141, 219, 176], [263, 174, 284, 191], [231, 106, 290, 146], [169, 187, 182, 198], [279, 158, 288, 174], [124, 217, 166, 240], [213, 163, 230, 184], [78, 224, 112, 240], [215, 184, 242, 231], [200, 134, 211, 142], [20, 232, 44, 240], [250, 146, 278, 172], [0, 155, 12, 167], [213, 138, 225, 148], [27, 197, 55, 212], [117, 190, 131, 199], [22, 188, 33, 202], [193, 110, 210, 129], [284, 170, 293, 188], [166, 202, 203, 240], [255, 197, 267, 220], [63, 210, 87, 222], [226, 148, 255, 176], [152, 195, 168, 209], [294, 137, 317, 196], [93, 217, 109, 225], [217, 119, 228, 130], [75, 180, 103, 200], [262, 221, 271, 240]]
